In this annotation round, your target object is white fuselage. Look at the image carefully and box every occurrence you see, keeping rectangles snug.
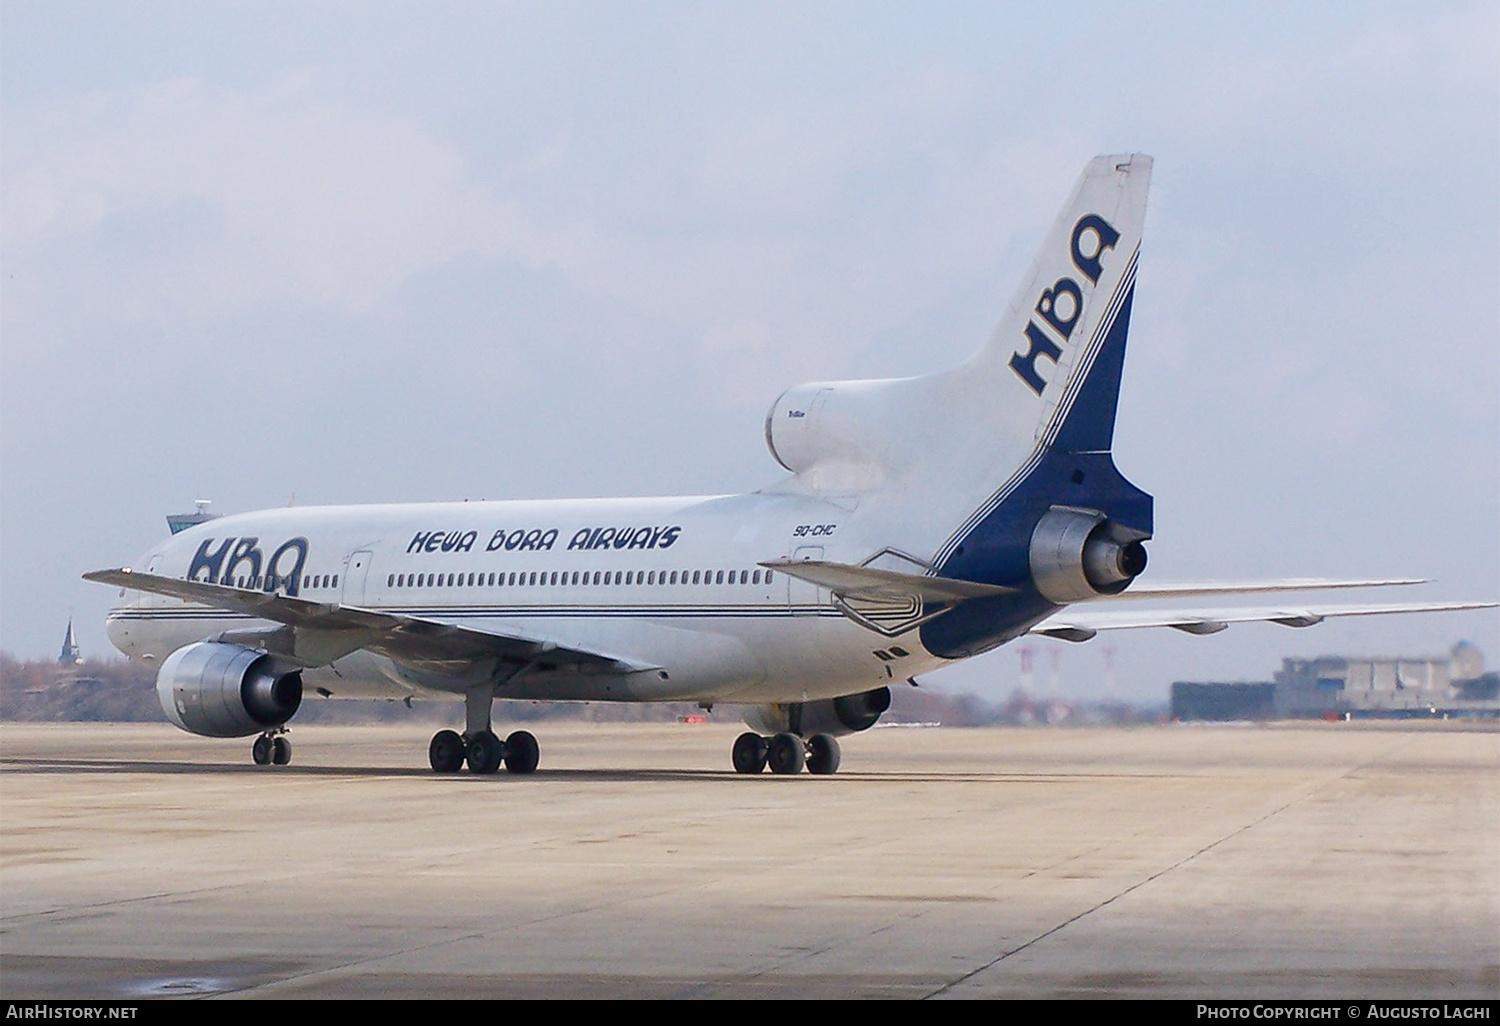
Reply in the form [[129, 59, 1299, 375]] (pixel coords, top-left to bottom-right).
[[107, 491, 947, 706]]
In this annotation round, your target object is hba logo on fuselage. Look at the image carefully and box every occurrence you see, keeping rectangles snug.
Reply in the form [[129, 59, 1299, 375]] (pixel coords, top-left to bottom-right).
[[1008, 213, 1121, 396], [188, 536, 309, 594]]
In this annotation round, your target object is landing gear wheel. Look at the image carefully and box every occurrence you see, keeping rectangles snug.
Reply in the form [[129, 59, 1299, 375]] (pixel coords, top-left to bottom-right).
[[466, 730, 504, 774], [806, 734, 840, 775], [429, 729, 465, 773], [271, 737, 292, 765], [732, 732, 769, 774], [503, 730, 539, 774], [252, 736, 273, 766], [767, 732, 806, 775]]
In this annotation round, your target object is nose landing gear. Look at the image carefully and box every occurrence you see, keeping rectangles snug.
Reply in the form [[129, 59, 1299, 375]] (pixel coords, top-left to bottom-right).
[[251, 728, 291, 766]]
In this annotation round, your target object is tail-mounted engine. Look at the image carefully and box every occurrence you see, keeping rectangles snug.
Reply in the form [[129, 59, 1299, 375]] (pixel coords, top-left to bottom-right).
[[156, 642, 303, 738], [1029, 505, 1148, 604], [743, 686, 892, 738]]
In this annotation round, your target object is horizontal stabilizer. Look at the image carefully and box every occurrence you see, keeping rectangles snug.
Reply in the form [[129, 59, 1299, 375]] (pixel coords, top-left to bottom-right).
[[1031, 600, 1498, 641], [759, 559, 1016, 602]]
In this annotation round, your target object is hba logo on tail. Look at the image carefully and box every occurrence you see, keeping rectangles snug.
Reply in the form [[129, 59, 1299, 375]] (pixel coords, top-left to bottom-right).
[[1008, 214, 1121, 396]]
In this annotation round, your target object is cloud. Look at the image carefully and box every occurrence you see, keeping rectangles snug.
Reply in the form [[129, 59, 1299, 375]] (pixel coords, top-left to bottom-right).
[[3, 77, 526, 319]]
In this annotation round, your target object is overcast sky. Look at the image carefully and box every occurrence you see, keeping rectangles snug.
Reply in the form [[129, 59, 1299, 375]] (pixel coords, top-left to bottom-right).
[[2, 1, 1496, 704]]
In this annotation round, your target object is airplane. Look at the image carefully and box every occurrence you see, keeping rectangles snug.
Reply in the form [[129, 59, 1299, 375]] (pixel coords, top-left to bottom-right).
[[86, 154, 1495, 775]]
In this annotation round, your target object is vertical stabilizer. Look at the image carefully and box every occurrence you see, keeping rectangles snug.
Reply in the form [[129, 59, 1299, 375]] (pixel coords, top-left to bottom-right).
[[976, 154, 1150, 455], [761, 155, 1155, 638], [918, 156, 1155, 658]]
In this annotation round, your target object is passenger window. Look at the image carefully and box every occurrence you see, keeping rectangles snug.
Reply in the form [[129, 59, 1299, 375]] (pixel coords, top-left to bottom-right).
[[691, 571, 700, 585], [766, 571, 774, 583], [752, 570, 761, 585], [715, 571, 724, 585], [332, 575, 339, 588]]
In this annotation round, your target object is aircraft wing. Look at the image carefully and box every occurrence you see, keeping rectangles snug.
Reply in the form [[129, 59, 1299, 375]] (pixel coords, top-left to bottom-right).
[[764, 562, 1429, 605], [84, 568, 651, 675], [1109, 578, 1427, 600], [1029, 600, 1499, 642]]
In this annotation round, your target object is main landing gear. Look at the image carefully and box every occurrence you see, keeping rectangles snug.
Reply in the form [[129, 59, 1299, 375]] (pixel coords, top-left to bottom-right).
[[732, 732, 841, 775], [427, 728, 540, 775], [428, 685, 540, 775], [251, 728, 291, 766]]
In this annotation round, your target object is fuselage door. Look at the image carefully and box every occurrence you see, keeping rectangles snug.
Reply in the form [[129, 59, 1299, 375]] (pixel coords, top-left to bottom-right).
[[342, 550, 374, 607], [788, 545, 824, 616]]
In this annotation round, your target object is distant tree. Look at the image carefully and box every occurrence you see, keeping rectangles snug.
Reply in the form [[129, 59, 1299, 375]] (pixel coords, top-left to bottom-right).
[[0, 653, 162, 722]]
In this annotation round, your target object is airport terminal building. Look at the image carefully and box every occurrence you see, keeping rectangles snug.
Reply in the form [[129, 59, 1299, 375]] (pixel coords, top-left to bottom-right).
[[1173, 642, 1500, 720]]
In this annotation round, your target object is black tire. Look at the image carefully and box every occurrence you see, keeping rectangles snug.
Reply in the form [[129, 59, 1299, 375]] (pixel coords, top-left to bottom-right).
[[271, 737, 292, 765], [466, 730, 503, 774], [252, 736, 273, 766], [767, 732, 805, 775], [732, 732, 768, 774], [429, 729, 465, 773], [807, 734, 841, 775], [503, 730, 540, 774]]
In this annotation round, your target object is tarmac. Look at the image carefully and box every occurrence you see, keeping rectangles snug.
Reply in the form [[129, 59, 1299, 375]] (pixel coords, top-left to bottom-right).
[[1, 719, 1496, 999]]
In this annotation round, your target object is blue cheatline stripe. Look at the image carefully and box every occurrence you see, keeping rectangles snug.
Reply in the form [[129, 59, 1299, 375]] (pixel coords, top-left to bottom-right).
[[931, 249, 1138, 568]]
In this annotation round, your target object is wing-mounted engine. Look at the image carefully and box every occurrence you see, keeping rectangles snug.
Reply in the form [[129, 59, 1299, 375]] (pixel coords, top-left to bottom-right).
[[1029, 505, 1148, 603], [743, 686, 892, 738], [156, 642, 303, 738]]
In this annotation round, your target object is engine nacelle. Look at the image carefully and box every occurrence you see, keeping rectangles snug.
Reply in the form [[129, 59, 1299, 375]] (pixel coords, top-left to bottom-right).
[[1029, 506, 1148, 604], [156, 642, 303, 738], [743, 686, 892, 738]]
